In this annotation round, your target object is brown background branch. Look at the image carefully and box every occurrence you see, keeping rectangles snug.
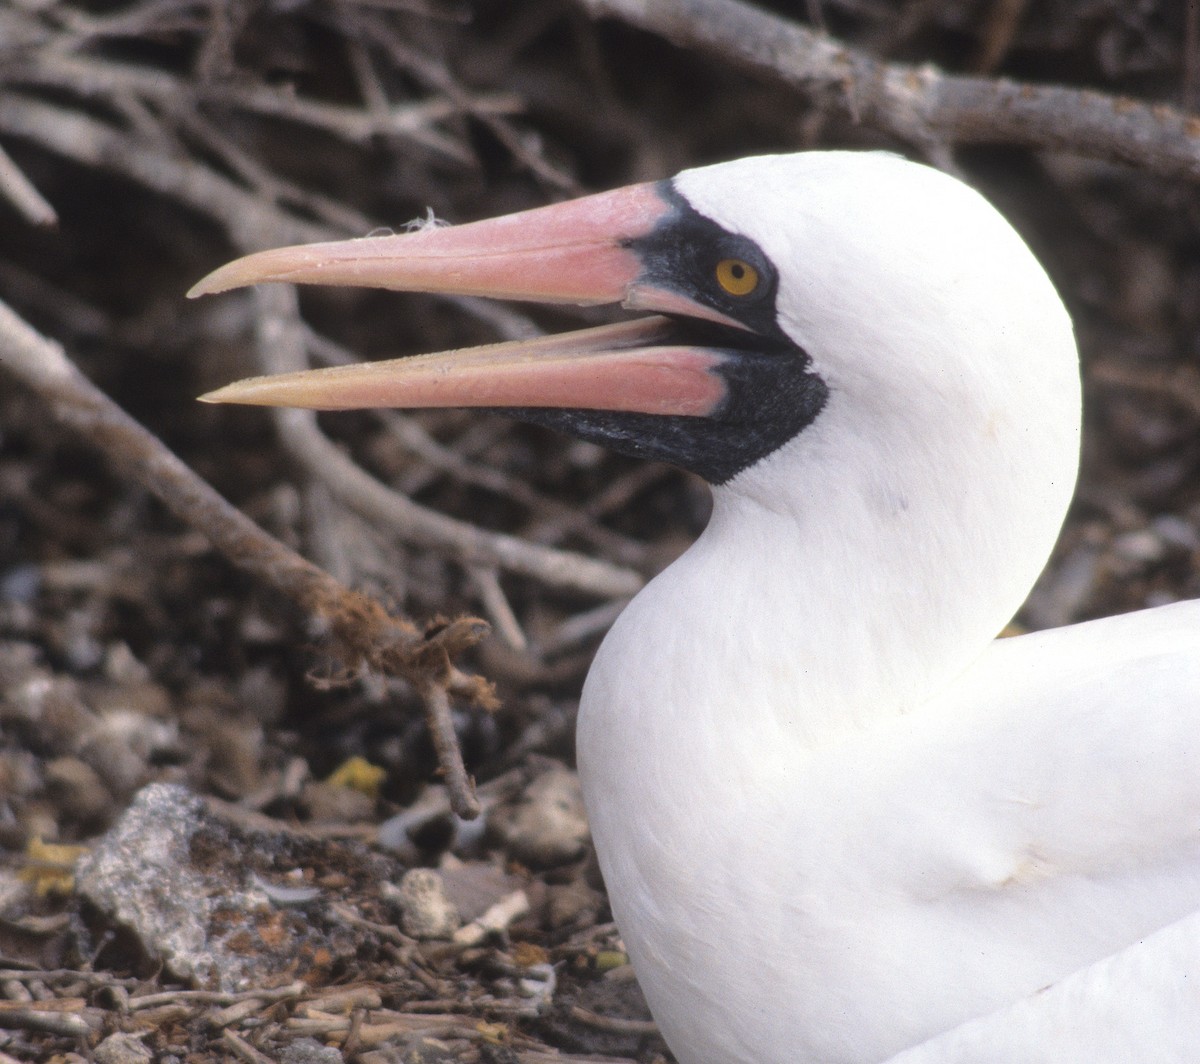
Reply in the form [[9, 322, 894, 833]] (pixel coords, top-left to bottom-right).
[[579, 0, 1200, 179]]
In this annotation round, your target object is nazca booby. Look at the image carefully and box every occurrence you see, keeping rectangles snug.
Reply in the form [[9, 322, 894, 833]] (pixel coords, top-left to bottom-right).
[[190, 153, 1200, 1063]]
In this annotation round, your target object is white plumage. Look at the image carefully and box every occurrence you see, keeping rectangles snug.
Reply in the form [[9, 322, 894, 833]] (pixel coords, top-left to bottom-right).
[[577, 155, 1200, 1064], [193, 151, 1200, 1063]]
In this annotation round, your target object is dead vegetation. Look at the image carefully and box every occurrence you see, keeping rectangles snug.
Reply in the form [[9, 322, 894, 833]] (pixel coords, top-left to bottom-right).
[[1, 0, 1199, 1061]]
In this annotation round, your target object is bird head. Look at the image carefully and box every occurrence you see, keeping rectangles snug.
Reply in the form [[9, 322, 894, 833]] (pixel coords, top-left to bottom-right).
[[190, 152, 1077, 494]]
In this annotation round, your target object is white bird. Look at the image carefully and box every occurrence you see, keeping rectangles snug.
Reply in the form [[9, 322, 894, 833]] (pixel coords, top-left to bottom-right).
[[190, 152, 1200, 1063]]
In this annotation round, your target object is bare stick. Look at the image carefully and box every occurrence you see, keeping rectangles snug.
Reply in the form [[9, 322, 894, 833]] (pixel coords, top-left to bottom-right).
[[220, 1029, 273, 1064], [416, 680, 478, 820], [127, 984, 306, 1011], [347, 10, 581, 190], [0, 140, 57, 226], [470, 566, 529, 652], [0, 1007, 96, 1037], [569, 1005, 659, 1036], [1090, 360, 1200, 420], [576, 0, 1200, 181], [0, 96, 330, 248]]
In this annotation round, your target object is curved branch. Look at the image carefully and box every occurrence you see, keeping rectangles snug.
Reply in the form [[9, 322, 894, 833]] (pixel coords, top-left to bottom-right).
[[578, 0, 1200, 181]]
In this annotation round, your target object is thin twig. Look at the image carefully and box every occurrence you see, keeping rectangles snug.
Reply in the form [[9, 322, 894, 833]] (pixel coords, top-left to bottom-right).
[[415, 680, 479, 819], [127, 983, 306, 1011], [470, 566, 529, 652], [0, 139, 57, 226], [345, 8, 581, 190], [576, 0, 1200, 180], [0, 1006, 97, 1037], [972, 0, 1030, 74], [1089, 360, 1200, 419], [0, 95, 329, 248], [538, 599, 630, 657], [170, 106, 377, 235], [568, 1005, 659, 1036]]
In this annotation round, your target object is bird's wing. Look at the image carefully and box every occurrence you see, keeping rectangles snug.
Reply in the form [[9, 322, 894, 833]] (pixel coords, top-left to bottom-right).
[[909, 598, 1200, 884], [881, 907, 1200, 1063], [817, 598, 1200, 971]]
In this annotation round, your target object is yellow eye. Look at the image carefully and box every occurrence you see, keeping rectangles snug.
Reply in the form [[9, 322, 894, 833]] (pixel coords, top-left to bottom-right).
[[715, 258, 759, 297]]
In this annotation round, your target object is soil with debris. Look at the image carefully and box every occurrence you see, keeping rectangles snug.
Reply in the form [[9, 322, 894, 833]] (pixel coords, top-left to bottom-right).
[[1, 2, 1199, 1062]]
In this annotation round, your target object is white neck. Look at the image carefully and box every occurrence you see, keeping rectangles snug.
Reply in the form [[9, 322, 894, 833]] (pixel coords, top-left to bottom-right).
[[574, 152, 1083, 1064], [584, 349, 1078, 762]]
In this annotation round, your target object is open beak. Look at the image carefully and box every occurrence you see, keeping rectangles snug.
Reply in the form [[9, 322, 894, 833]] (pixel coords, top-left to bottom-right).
[[189, 183, 737, 418]]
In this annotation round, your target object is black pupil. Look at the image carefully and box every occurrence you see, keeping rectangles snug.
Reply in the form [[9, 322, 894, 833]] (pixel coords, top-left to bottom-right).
[[729, 262, 745, 278]]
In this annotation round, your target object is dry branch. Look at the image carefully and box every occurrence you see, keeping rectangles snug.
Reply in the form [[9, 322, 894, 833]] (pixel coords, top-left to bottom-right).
[[3, 51, 522, 163], [0, 140, 57, 226], [0, 296, 488, 817], [0, 18, 646, 825], [0, 96, 329, 248], [577, 0, 1200, 180]]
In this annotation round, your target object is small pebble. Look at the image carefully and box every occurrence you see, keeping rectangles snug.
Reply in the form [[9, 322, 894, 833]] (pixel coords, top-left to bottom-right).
[[103, 642, 151, 685], [1152, 514, 1200, 551], [487, 765, 589, 868], [0, 565, 41, 604], [544, 879, 603, 930], [1112, 529, 1164, 565], [93, 1032, 153, 1064], [43, 756, 112, 827], [397, 868, 460, 940]]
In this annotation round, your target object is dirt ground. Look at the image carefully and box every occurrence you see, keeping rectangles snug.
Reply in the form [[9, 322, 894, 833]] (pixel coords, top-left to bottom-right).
[[1, 1, 1199, 1061]]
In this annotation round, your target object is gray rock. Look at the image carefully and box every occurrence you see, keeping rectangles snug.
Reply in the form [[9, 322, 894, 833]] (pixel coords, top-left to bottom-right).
[[76, 785, 222, 986], [75, 782, 405, 991]]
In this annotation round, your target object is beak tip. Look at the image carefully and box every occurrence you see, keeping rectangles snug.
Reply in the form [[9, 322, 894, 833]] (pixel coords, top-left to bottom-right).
[[198, 375, 323, 408], [188, 250, 295, 298], [198, 382, 257, 405], [187, 270, 240, 299]]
